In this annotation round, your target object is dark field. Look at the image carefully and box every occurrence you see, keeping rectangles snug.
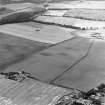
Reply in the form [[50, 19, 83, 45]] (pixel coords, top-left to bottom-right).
[[0, 32, 51, 70]]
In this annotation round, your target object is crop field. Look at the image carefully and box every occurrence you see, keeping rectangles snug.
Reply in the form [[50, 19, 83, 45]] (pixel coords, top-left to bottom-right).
[[0, 78, 72, 105], [43, 10, 67, 17], [0, 23, 74, 44], [0, 0, 105, 4], [0, 32, 50, 71], [64, 9, 105, 21], [0, 0, 78, 4], [35, 16, 105, 29], [0, 1, 105, 105], [42, 8, 105, 21]]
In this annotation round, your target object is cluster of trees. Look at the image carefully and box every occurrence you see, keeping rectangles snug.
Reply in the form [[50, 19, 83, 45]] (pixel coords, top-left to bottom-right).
[[81, 27, 99, 30], [56, 84, 105, 105]]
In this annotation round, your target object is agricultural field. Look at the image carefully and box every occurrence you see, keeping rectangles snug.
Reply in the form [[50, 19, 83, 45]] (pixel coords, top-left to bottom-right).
[[0, 0, 105, 105], [43, 10, 67, 17], [64, 9, 105, 21], [0, 22, 74, 44], [0, 32, 50, 71], [0, 78, 72, 105], [0, 0, 80, 4], [47, 1, 105, 9], [35, 16, 105, 29]]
